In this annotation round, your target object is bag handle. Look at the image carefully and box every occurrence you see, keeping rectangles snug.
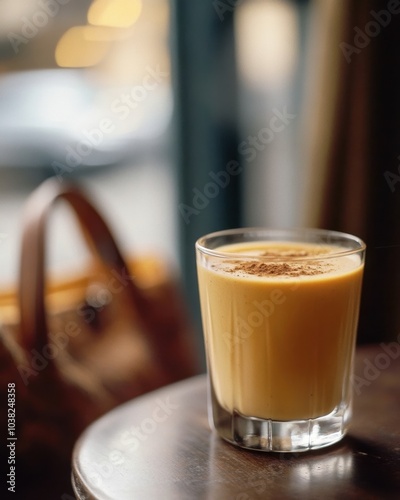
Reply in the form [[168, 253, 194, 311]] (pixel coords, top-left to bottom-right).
[[19, 178, 159, 356]]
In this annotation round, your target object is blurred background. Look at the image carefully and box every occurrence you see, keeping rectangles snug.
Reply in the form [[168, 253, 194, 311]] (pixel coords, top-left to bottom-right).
[[0, 0, 400, 362]]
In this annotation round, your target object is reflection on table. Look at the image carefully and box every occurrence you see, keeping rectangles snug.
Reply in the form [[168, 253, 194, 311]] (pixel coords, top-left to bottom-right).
[[72, 344, 400, 499]]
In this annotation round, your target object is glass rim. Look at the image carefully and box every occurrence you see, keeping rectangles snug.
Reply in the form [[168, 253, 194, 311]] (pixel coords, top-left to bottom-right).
[[195, 227, 366, 261]]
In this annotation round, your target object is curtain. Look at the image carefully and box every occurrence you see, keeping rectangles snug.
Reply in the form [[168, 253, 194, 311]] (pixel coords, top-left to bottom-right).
[[302, 0, 400, 344]]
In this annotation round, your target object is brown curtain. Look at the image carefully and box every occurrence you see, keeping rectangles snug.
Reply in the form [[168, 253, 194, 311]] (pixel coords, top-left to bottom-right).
[[303, 0, 400, 344]]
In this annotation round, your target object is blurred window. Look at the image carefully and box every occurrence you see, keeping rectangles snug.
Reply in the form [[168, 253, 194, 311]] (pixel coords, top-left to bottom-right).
[[0, 0, 176, 285]]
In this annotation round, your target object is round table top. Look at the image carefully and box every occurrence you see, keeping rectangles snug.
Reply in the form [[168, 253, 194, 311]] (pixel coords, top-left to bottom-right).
[[72, 344, 400, 499]]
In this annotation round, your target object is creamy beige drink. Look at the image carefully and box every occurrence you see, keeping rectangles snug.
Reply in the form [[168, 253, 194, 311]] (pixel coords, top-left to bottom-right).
[[197, 241, 364, 422]]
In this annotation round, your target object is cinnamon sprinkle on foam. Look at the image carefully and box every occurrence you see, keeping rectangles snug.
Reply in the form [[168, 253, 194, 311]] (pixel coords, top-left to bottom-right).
[[222, 250, 334, 277], [226, 261, 329, 277]]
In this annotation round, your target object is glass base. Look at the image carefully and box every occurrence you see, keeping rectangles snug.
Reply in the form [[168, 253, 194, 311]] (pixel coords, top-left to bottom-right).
[[210, 398, 351, 453]]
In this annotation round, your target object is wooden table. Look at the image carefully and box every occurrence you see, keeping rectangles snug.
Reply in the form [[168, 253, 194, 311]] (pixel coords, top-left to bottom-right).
[[72, 345, 400, 499]]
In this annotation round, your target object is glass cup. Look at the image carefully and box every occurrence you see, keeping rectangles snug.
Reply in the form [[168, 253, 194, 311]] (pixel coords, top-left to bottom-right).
[[196, 228, 366, 452]]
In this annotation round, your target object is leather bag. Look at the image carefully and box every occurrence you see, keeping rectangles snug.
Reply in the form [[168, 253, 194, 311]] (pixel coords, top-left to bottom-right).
[[0, 178, 199, 497]]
